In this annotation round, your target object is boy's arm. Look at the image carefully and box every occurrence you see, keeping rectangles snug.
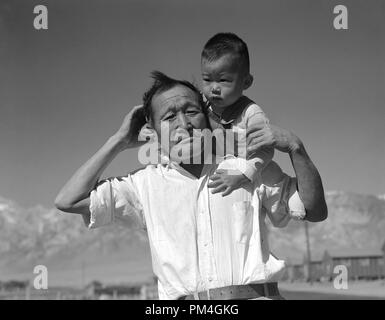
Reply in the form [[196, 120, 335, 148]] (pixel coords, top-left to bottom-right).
[[241, 105, 274, 182], [54, 105, 146, 218]]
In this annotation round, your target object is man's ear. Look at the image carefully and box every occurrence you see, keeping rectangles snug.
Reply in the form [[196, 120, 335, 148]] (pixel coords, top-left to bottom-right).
[[243, 74, 253, 90], [138, 122, 157, 142]]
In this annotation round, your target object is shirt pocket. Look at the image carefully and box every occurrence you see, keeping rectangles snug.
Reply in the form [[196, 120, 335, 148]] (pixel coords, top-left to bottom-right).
[[231, 200, 253, 244]]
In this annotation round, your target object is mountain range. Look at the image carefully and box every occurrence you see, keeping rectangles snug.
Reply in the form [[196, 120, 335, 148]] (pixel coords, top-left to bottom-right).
[[268, 191, 385, 263], [0, 191, 384, 286]]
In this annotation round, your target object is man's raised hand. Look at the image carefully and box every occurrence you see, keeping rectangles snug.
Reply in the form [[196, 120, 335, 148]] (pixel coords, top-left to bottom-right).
[[114, 105, 148, 150], [246, 123, 302, 156]]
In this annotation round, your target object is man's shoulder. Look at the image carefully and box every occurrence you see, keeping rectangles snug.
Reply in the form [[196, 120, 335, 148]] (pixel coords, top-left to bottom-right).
[[102, 165, 160, 183], [129, 164, 164, 178]]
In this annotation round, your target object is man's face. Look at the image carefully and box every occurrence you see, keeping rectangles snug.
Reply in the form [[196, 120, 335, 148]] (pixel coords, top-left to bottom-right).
[[201, 53, 249, 109], [150, 85, 208, 155]]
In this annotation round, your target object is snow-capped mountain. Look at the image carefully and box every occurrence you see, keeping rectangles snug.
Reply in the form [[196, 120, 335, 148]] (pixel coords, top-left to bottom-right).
[[0, 190, 384, 284], [0, 197, 152, 285]]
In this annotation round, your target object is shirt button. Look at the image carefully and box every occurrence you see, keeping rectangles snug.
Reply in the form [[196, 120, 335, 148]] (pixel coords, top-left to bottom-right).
[[208, 277, 213, 282]]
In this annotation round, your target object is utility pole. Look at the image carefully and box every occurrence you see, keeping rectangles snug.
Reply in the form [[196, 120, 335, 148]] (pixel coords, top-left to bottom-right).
[[304, 220, 313, 285], [81, 260, 86, 289]]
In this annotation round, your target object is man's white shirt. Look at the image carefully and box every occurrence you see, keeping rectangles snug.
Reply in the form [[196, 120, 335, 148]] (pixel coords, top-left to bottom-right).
[[88, 156, 306, 299]]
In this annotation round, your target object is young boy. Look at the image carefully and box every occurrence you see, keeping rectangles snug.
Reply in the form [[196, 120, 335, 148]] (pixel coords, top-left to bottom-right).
[[201, 32, 274, 196]]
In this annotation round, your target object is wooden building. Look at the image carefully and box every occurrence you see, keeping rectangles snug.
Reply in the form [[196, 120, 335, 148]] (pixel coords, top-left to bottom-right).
[[323, 248, 385, 281], [283, 241, 385, 282]]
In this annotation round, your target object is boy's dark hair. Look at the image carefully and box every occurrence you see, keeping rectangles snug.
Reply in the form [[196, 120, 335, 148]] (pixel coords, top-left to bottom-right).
[[201, 32, 250, 73], [143, 71, 203, 121]]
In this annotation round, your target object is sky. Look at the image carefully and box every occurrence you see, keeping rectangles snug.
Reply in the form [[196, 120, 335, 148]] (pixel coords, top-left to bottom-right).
[[0, 0, 384, 208]]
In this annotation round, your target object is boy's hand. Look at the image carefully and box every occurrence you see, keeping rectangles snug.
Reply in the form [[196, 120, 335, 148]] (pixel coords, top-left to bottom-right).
[[114, 105, 148, 150], [208, 169, 250, 196]]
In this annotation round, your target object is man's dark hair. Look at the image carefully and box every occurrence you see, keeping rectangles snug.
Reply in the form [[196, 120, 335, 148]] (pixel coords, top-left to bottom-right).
[[143, 71, 203, 121], [201, 32, 250, 73]]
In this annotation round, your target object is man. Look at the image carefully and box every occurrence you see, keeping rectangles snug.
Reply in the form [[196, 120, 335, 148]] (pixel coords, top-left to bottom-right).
[[55, 71, 327, 300]]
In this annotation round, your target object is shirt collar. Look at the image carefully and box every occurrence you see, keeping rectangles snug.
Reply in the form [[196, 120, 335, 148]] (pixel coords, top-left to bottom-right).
[[158, 149, 216, 179]]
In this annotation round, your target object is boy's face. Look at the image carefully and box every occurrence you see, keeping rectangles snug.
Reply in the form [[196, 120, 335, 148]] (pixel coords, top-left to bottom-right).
[[201, 53, 251, 109]]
